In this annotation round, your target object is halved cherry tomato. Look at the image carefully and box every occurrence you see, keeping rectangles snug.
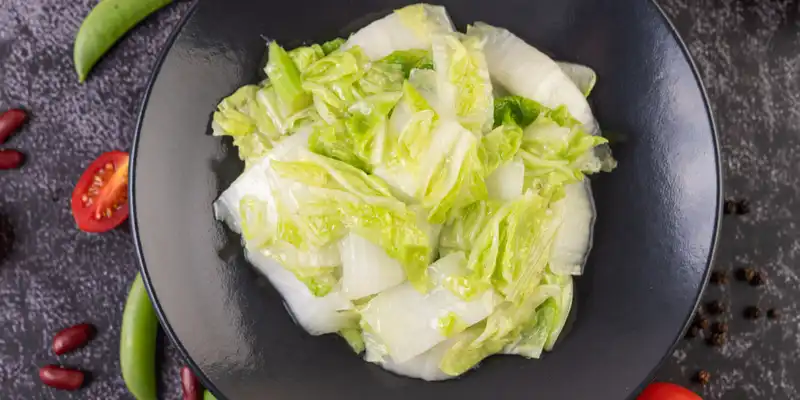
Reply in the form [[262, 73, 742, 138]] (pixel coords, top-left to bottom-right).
[[71, 151, 130, 233], [638, 382, 702, 400]]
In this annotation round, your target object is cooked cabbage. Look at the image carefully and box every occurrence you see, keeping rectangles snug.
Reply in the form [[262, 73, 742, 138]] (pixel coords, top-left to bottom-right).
[[212, 3, 615, 381]]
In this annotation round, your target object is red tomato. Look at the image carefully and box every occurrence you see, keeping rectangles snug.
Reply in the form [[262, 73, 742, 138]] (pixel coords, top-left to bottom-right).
[[71, 151, 130, 233], [638, 383, 702, 400]]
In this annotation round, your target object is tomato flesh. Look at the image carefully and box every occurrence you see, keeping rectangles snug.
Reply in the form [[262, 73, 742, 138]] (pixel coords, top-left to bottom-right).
[[638, 382, 702, 400], [71, 151, 130, 233]]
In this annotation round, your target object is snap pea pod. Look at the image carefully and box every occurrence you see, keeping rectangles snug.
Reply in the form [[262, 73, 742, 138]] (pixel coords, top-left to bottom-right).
[[73, 0, 173, 82], [204, 390, 218, 400], [120, 273, 159, 400]]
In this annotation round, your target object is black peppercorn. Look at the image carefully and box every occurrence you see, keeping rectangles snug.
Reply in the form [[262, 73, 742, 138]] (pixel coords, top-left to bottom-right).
[[767, 308, 780, 320], [710, 270, 728, 285], [737, 267, 756, 282], [712, 321, 728, 334], [750, 271, 765, 286], [693, 314, 709, 330], [708, 332, 726, 347], [685, 325, 700, 339], [737, 199, 751, 215], [695, 370, 711, 385], [744, 306, 761, 320], [723, 199, 738, 215], [706, 300, 725, 315]]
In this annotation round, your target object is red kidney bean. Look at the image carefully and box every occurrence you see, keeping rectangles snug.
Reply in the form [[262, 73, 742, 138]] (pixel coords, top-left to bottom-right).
[[39, 365, 84, 390], [0, 109, 27, 144], [52, 323, 96, 355], [0, 149, 25, 170], [181, 365, 202, 400]]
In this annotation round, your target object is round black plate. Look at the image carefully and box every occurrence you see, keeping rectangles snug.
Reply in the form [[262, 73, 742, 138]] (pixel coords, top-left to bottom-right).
[[131, 0, 720, 399]]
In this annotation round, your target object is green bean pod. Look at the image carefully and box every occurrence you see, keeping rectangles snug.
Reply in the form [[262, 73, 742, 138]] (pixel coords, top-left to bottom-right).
[[120, 273, 159, 400], [73, 0, 173, 82]]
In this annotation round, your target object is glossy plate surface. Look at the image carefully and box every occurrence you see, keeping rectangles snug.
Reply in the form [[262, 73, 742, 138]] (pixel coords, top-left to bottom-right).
[[131, 0, 720, 399]]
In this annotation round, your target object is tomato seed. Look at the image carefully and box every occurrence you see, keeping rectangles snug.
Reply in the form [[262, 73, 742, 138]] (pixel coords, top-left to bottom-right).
[[82, 162, 122, 219], [0, 149, 25, 170], [52, 323, 95, 355], [0, 109, 27, 144], [39, 365, 84, 390], [181, 366, 202, 400]]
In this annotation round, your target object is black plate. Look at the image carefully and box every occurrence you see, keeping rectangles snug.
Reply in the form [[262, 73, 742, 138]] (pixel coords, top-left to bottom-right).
[[131, 0, 720, 399]]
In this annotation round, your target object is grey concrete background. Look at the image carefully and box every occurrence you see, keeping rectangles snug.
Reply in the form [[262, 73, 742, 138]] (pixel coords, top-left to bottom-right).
[[1, 0, 798, 398]]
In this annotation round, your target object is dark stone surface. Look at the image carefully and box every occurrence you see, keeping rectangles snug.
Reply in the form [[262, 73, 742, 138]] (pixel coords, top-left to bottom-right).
[[0, 1, 193, 399], [0, 0, 797, 399], [655, 1, 800, 399]]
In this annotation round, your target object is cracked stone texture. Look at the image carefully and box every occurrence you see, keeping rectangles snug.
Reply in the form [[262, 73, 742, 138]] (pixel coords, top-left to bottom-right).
[[0, 0, 798, 399]]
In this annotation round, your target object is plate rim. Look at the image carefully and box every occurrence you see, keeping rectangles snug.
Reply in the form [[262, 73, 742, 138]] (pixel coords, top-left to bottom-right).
[[128, 1, 722, 398], [127, 1, 226, 397], [630, 0, 722, 395]]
